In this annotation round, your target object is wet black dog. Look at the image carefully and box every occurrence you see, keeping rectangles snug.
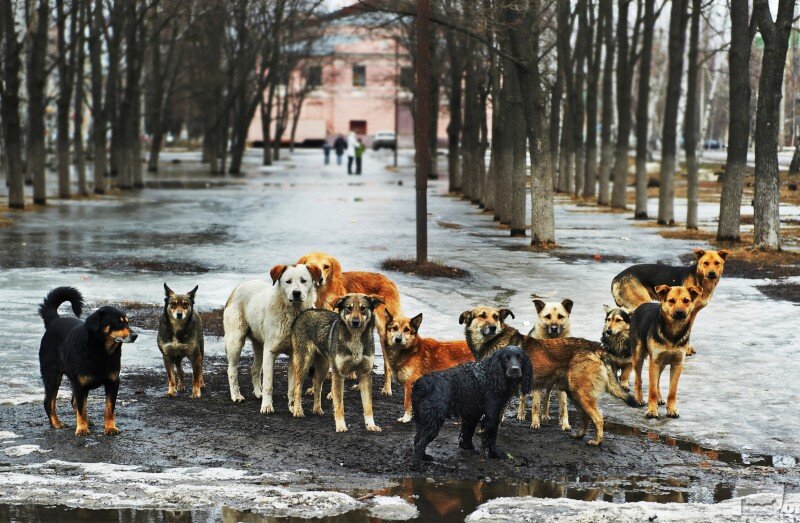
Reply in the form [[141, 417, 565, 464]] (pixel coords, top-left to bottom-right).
[[410, 345, 532, 470], [39, 287, 137, 436]]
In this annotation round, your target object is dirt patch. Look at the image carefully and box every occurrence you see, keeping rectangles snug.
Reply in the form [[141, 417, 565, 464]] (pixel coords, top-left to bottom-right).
[[436, 221, 464, 230], [756, 282, 800, 303], [380, 258, 471, 279], [94, 259, 216, 274], [97, 302, 225, 336], [551, 251, 639, 264]]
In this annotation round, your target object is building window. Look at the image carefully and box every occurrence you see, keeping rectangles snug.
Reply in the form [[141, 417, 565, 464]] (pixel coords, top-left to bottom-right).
[[307, 66, 322, 88], [400, 66, 414, 89], [352, 65, 366, 87]]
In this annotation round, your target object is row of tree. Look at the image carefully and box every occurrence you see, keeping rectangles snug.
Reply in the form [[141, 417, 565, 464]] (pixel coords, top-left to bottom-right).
[[373, 0, 794, 251], [0, 0, 325, 209]]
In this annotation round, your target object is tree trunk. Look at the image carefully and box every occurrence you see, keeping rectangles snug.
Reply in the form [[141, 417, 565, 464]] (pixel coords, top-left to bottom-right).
[[684, 0, 701, 229], [556, 0, 573, 194], [611, 0, 634, 210], [598, 0, 615, 205], [572, 0, 588, 197], [445, 36, 464, 194], [56, 0, 77, 199], [657, 0, 689, 225], [634, 0, 655, 218], [549, 69, 563, 190], [261, 82, 276, 167], [1, 0, 26, 209], [89, 0, 106, 194], [752, 0, 794, 250], [27, 0, 49, 204], [508, 62, 526, 237], [74, 0, 88, 196], [718, 2, 754, 241], [583, 1, 603, 198]]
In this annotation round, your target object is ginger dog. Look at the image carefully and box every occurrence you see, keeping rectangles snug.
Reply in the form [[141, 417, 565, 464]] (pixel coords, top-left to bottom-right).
[[384, 311, 474, 423], [297, 252, 402, 395]]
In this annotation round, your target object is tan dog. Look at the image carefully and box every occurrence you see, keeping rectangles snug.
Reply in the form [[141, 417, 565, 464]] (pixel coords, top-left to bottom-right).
[[461, 306, 638, 446], [384, 312, 474, 423], [630, 285, 701, 419], [517, 299, 573, 431], [297, 252, 402, 395], [612, 249, 730, 355], [601, 305, 633, 389]]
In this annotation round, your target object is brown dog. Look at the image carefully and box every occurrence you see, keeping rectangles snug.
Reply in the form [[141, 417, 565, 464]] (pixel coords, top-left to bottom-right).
[[384, 311, 474, 423], [630, 285, 701, 419], [297, 252, 402, 395], [612, 249, 730, 355], [460, 306, 638, 445]]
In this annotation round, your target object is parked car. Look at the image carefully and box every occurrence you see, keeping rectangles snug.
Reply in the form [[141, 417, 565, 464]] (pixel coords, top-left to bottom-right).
[[372, 131, 396, 151], [703, 139, 723, 150]]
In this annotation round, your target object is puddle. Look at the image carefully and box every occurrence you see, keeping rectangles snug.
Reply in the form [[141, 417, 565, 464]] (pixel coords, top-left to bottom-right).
[[144, 180, 238, 189]]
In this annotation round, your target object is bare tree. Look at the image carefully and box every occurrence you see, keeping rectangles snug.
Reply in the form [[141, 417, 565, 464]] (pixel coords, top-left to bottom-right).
[[73, 0, 88, 196], [583, 0, 603, 199], [752, 0, 795, 250], [55, 0, 80, 198], [683, 0, 701, 229], [0, 0, 26, 208], [633, 0, 656, 218], [27, 0, 49, 204], [89, 0, 108, 194], [597, 0, 614, 205]]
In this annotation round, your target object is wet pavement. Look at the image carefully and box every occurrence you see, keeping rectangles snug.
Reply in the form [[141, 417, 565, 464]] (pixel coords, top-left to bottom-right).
[[1, 148, 799, 520]]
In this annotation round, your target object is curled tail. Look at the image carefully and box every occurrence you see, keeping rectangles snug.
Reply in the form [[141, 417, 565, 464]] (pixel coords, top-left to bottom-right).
[[604, 363, 639, 408], [39, 287, 83, 329]]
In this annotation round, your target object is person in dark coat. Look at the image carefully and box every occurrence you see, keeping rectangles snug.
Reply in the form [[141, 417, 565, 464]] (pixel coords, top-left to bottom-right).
[[333, 135, 346, 166]]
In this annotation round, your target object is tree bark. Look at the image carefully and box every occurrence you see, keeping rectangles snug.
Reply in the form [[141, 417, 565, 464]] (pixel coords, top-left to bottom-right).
[[56, 0, 78, 199], [598, 0, 615, 205], [583, 1, 603, 199], [27, 0, 49, 204], [611, 0, 634, 210], [556, 0, 573, 194], [1, 0, 26, 209], [74, 0, 88, 196], [683, 0, 701, 229], [89, 0, 107, 194], [508, 61, 526, 237], [572, 0, 588, 197], [752, 0, 794, 250], [445, 23, 464, 194], [634, 0, 655, 218], [657, 0, 689, 225]]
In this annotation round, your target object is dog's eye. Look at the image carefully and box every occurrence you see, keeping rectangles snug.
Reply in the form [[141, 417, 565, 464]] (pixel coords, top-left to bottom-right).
[[714, 261, 720, 265], [285, 279, 292, 284], [323, 264, 329, 269], [492, 314, 498, 320], [544, 314, 551, 319], [403, 327, 410, 333], [683, 298, 690, 304], [479, 313, 486, 319], [704, 261, 709, 266], [300, 279, 307, 284], [360, 306, 367, 313], [668, 299, 676, 304], [557, 314, 565, 320]]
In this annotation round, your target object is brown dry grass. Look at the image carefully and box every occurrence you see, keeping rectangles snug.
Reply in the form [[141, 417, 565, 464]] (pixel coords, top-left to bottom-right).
[[380, 257, 471, 279]]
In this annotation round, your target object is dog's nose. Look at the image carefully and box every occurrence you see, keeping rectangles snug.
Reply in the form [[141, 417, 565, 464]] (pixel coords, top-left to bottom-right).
[[708, 272, 717, 279], [605, 329, 612, 336], [292, 290, 302, 299], [673, 310, 687, 320], [549, 325, 559, 333], [394, 336, 403, 344], [488, 325, 497, 333], [351, 319, 361, 327], [176, 313, 183, 319], [129, 332, 138, 342], [508, 366, 521, 377]]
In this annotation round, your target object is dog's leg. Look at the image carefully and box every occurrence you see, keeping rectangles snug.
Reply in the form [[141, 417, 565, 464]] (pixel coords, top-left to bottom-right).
[[312, 355, 327, 415], [375, 316, 392, 396], [516, 393, 526, 421], [459, 415, 479, 451], [558, 391, 571, 431], [163, 356, 177, 397], [619, 363, 633, 391], [359, 372, 381, 431], [291, 350, 310, 418], [251, 340, 264, 399], [224, 328, 246, 403], [542, 390, 552, 420], [103, 380, 120, 435], [411, 408, 445, 469], [480, 404, 505, 458], [260, 350, 277, 414], [632, 340, 646, 406], [190, 354, 203, 398], [530, 390, 542, 429], [175, 358, 186, 393], [398, 380, 413, 423], [580, 397, 604, 446], [332, 373, 347, 432], [645, 361, 662, 419], [73, 387, 90, 436], [666, 363, 683, 418], [656, 364, 666, 406], [44, 372, 64, 429]]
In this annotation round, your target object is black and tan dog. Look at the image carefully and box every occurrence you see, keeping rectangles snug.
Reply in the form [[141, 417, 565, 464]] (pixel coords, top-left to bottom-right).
[[601, 304, 633, 389], [157, 284, 204, 398], [38, 287, 137, 436], [291, 293, 384, 432], [410, 345, 532, 470], [630, 285, 701, 419], [460, 306, 637, 445], [611, 249, 730, 354]]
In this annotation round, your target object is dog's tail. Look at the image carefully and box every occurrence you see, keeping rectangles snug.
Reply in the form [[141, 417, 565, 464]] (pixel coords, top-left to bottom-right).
[[39, 287, 83, 329], [603, 364, 639, 408]]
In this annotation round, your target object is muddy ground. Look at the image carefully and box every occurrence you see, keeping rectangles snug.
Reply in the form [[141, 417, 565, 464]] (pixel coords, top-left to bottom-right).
[[5, 353, 799, 497]]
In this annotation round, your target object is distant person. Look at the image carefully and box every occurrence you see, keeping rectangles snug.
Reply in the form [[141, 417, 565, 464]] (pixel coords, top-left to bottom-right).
[[333, 135, 346, 165], [346, 131, 358, 175], [355, 138, 366, 175], [322, 140, 332, 165]]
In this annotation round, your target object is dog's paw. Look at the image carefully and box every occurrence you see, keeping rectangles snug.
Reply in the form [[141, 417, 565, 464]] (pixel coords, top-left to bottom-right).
[[516, 411, 526, 421], [326, 392, 333, 401], [667, 409, 680, 418], [658, 398, 666, 406], [397, 412, 413, 423], [305, 387, 314, 396], [335, 423, 348, 433], [587, 438, 602, 446], [366, 424, 382, 432], [166, 388, 176, 398], [570, 432, 586, 440], [253, 390, 263, 399], [176, 383, 185, 393], [541, 412, 551, 421], [313, 407, 325, 416], [292, 407, 305, 418], [620, 384, 630, 392], [634, 397, 646, 407], [686, 346, 696, 356], [487, 448, 505, 459], [381, 386, 392, 397], [231, 391, 245, 403], [560, 422, 572, 431], [260, 404, 274, 414], [459, 441, 475, 450], [104, 426, 120, 436], [645, 409, 659, 419], [350, 383, 360, 391], [191, 389, 201, 399], [530, 417, 541, 429], [51, 420, 65, 429], [75, 427, 90, 436]]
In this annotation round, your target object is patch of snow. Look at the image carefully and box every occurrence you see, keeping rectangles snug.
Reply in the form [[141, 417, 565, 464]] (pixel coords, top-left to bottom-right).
[[368, 496, 419, 520], [0, 431, 21, 440], [3, 445, 51, 457]]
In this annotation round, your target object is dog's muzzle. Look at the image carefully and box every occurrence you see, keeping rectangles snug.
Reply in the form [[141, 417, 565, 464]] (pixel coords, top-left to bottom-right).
[[393, 335, 404, 344], [507, 366, 522, 378], [604, 329, 613, 336], [548, 325, 561, 335], [482, 325, 498, 336], [350, 319, 362, 328], [176, 312, 184, 320], [672, 310, 687, 320], [707, 272, 717, 280], [116, 332, 138, 343]]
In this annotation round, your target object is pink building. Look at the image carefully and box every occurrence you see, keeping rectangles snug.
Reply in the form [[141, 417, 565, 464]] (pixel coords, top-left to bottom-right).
[[247, 15, 448, 147]]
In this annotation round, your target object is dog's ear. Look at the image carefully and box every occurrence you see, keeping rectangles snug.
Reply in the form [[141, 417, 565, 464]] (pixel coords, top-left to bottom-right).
[[164, 283, 174, 297], [384, 310, 394, 327], [687, 285, 703, 301], [520, 349, 533, 395], [655, 285, 671, 301], [487, 350, 507, 392], [561, 299, 574, 315], [693, 248, 706, 260], [458, 310, 473, 325], [269, 264, 288, 285], [333, 295, 348, 311], [366, 294, 384, 310], [532, 300, 546, 314], [619, 309, 631, 323], [305, 264, 323, 286], [85, 309, 102, 333], [498, 308, 515, 322], [718, 249, 731, 260], [187, 285, 198, 303], [603, 304, 613, 315], [409, 313, 423, 331]]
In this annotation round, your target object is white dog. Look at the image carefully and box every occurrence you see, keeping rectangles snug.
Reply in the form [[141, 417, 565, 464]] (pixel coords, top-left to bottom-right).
[[223, 264, 320, 413], [518, 298, 573, 431]]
